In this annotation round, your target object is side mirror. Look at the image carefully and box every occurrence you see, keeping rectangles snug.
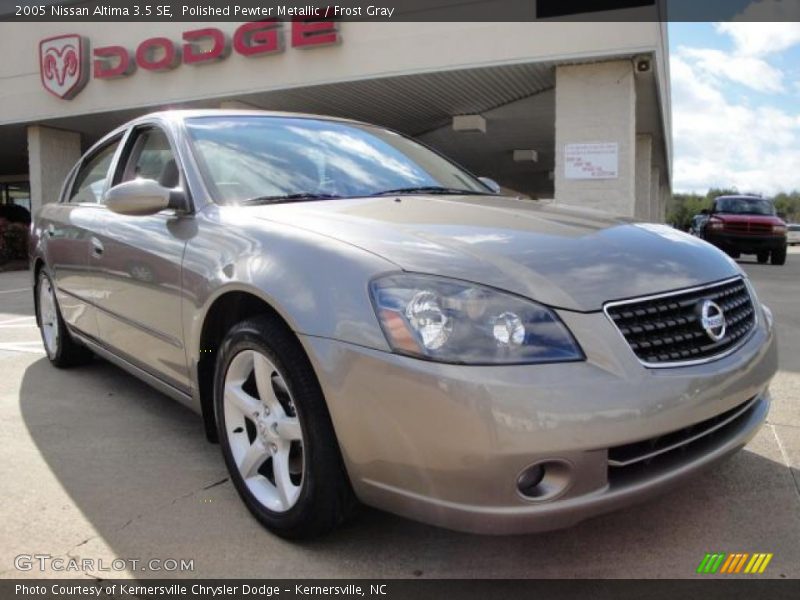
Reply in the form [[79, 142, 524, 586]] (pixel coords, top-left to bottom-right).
[[478, 176, 502, 194], [105, 179, 185, 216], [777, 211, 787, 220]]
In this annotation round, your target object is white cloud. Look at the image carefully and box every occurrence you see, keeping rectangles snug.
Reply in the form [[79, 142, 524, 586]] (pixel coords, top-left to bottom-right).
[[679, 47, 785, 92], [670, 54, 800, 195], [716, 20, 800, 56]]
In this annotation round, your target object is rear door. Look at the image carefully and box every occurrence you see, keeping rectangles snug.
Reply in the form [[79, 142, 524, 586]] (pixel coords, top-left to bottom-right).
[[42, 135, 123, 339], [90, 124, 193, 391]]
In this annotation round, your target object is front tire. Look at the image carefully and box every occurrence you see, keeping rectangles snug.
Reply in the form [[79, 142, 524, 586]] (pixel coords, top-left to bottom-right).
[[214, 316, 356, 539], [36, 270, 92, 368], [771, 247, 787, 265]]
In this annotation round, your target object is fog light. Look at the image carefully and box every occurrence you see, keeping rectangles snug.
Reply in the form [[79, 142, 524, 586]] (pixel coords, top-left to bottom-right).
[[516, 460, 572, 501], [516, 465, 545, 496]]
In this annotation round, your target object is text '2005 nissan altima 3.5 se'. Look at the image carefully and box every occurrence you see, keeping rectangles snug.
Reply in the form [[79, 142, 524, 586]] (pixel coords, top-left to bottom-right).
[[31, 110, 777, 539]]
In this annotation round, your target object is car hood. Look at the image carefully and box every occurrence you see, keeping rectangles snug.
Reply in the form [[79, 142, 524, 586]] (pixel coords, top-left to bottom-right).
[[249, 195, 741, 312], [715, 213, 782, 225]]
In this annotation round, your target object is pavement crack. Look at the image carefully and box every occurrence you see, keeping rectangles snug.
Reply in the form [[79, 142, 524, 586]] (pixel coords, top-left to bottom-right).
[[202, 477, 229, 490], [114, 477, 230, 534], [768, 423, 800, 502]]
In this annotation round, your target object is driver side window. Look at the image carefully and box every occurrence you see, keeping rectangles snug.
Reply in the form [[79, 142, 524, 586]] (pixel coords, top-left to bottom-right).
[[119, 127, 180, 188]]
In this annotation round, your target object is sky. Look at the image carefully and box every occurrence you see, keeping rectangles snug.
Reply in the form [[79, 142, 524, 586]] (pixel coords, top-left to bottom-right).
[[668, 20, 800, 195]]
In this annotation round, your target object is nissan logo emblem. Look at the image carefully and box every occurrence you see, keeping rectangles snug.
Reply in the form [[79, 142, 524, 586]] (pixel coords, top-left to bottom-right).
[[700, 299, 726, 342]]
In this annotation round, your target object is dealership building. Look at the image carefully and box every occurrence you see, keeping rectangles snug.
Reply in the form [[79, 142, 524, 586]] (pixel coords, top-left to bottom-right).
[[0, 16, 672, 221]]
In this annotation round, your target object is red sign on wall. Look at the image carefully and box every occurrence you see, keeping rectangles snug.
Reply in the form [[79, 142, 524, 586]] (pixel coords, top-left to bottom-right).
[[40, 34, 90, 99], [42, 20, 341, 99]]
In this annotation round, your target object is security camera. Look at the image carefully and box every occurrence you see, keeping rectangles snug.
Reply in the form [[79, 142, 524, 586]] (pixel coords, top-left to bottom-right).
[[634, 55, 652, 74]]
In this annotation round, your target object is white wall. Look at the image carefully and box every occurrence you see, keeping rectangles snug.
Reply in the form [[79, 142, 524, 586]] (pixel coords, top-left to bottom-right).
[[0, 21, 668, 126]]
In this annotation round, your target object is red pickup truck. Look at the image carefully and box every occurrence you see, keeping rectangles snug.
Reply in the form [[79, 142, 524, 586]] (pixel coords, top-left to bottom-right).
[[702, 195, 788, 265]]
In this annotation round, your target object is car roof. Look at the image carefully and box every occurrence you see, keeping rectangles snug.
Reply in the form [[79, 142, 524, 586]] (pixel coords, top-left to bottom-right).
[[138, 109, 367, 127]]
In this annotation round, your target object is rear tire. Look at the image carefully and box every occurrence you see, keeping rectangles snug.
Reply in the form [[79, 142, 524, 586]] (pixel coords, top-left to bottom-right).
[[214, 315, 357, 539], [36, 270, 93, 368], [771, 247, 787, 266], [757, 251, 769, 264]]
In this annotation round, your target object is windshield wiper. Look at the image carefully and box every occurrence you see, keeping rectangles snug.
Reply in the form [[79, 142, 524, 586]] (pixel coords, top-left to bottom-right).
[[371, 186, 491, 196], [240, 193, 343, 205]]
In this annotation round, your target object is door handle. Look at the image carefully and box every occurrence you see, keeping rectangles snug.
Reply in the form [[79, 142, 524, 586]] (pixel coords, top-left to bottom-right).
[[90, 237, 104, 257]]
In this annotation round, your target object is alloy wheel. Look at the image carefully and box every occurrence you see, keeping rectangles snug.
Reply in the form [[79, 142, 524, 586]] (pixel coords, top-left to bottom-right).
[[39, 275, 59, 358], [223, 349, 305, 513]]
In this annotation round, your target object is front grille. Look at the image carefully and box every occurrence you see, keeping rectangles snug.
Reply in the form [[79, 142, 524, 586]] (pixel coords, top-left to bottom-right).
[[724, 222, 772, 235], [607, 396, 760, 486], [605, 277, 756, 366], [608, 396, 758, 468]]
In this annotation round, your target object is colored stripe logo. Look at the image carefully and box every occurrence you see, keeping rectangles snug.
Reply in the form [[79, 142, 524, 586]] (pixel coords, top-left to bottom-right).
[[696, 552, 773, 574]]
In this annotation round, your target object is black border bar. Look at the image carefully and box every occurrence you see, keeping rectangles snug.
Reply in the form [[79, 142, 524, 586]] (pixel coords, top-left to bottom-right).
[[2, 0, 800, 22]]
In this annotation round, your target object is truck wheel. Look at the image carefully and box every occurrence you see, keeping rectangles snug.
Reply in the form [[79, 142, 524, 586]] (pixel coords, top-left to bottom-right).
[[771, 247, 787, 266], [757, 252, 769, 264]]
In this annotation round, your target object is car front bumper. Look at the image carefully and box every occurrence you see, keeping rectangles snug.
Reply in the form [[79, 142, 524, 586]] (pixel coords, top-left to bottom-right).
[[299, 305, 777, 534]]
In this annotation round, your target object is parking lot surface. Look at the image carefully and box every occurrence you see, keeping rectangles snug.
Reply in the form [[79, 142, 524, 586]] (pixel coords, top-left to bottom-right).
[[1, 250, 799, 579]]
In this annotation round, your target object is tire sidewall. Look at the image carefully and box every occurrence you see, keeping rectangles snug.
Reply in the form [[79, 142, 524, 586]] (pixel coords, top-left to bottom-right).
[[213, 320, 326, 534], [37, 270, 62, 362]]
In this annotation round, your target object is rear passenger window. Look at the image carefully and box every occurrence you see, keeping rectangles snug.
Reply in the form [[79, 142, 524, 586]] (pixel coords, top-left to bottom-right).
[[69, 139, 120, 203]]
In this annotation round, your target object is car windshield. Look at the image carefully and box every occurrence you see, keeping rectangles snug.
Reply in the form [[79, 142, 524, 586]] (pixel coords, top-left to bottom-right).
[[715, 197, 775, 216], [184, 116, 491, 204]]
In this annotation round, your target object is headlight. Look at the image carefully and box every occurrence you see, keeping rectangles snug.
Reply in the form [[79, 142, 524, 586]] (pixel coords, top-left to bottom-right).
[[369, 274, 584, 364]]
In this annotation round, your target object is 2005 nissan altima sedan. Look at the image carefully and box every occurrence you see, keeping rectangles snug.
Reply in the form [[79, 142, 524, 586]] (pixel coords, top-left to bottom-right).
[[31, 110, 777, 539]]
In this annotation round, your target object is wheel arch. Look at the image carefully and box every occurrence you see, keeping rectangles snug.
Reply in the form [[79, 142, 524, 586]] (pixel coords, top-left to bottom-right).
[[32, 257, 46, 328], [195, 287, 298, 443]]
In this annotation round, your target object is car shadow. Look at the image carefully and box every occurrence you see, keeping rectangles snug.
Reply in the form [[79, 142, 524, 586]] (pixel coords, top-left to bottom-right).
[[18, 356, 800, 578]]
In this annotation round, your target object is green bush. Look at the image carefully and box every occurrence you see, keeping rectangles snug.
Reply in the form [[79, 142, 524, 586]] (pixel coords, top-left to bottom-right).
[[667, 188, 799, 230], [0, 220, 29, 261]]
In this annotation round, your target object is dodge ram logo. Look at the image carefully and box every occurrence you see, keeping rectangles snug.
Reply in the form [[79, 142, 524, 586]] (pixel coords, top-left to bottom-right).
[[39, 34, 89, 100], [700, 299, 726, 342]]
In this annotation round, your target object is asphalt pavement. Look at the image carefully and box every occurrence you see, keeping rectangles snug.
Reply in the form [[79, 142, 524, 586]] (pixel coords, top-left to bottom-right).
[[1, 250, 798, 579]]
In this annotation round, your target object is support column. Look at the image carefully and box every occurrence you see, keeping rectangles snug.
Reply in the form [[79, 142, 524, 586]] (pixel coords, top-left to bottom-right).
[[635, 134, 653, 221], [649, 166, 660, 223], [27, 125, 81, 215], [660, 180, 671, 224], [555, 60, 637, 216]]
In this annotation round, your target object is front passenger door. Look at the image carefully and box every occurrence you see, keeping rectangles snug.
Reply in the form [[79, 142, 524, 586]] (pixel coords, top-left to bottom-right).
[[91, 125, 193, 391]]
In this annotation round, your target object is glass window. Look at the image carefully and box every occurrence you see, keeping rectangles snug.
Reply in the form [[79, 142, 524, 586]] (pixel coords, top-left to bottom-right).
[[69, 139, 120, 203], [185, 116, 489, 204], [714, 196, 775, 216], [120, 128, 179, 187]]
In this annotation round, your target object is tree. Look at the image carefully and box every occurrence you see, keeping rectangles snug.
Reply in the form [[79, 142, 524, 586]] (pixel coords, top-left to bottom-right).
[[667, 188, 800, 229]]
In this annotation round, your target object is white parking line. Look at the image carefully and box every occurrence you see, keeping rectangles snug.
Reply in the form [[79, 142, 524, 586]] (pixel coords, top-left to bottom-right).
[[0, 316, 36, 325], [0, 341, 44, 354], [0, 287, 28, 295]]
